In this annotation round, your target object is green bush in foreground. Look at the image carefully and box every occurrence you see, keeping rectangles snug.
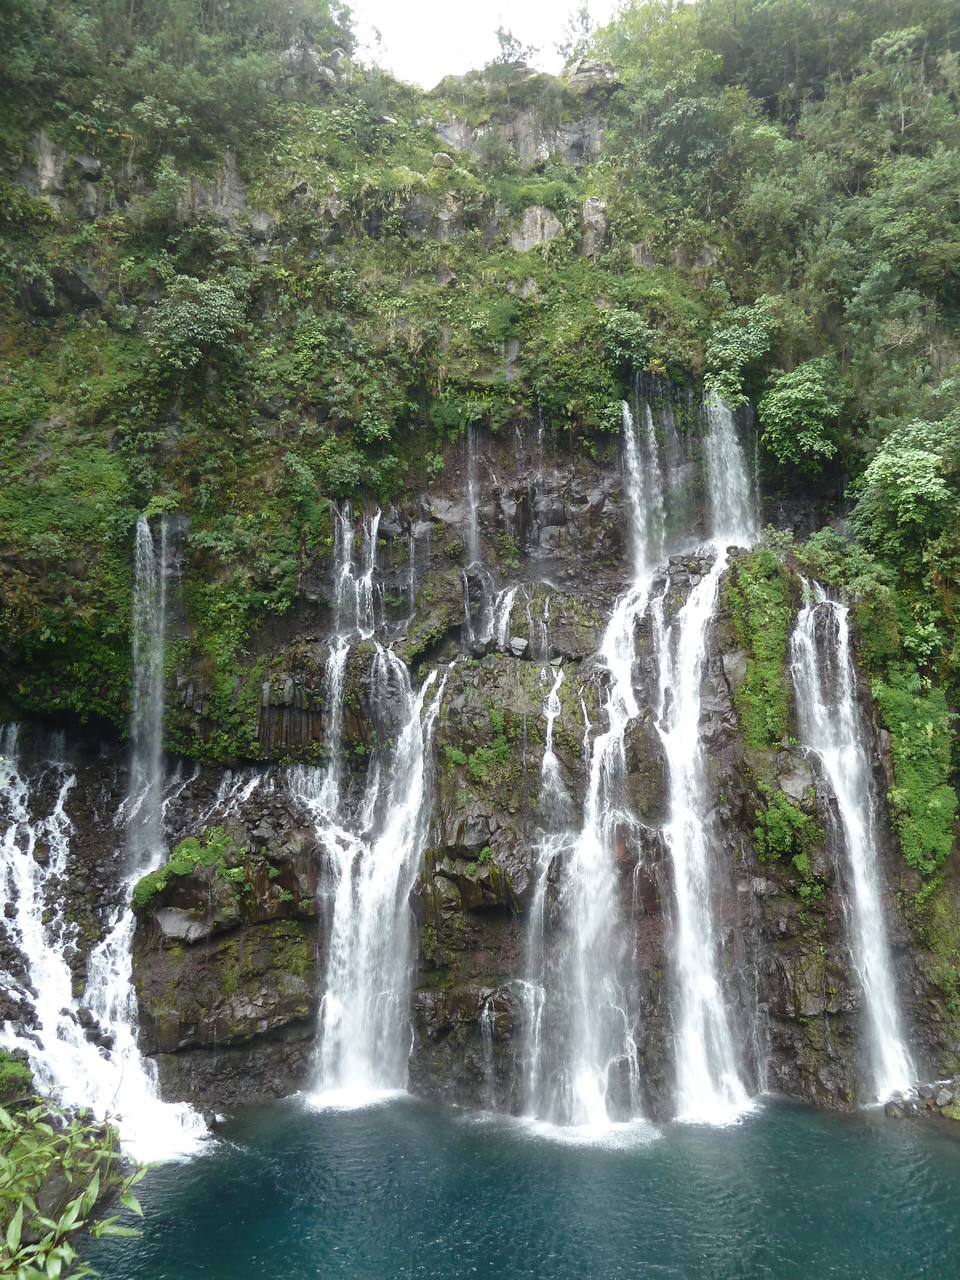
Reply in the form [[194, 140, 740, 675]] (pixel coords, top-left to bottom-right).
[[0, 1082, 144, 1279]]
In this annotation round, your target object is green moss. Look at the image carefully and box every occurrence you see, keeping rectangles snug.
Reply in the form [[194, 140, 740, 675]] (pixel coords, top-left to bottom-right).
[[754, 790, 826, 904], [0, 1051, 33, 1106], [466, 704, 512, 786], [132, 824, 244, 911], [724, 547, 793, 750]]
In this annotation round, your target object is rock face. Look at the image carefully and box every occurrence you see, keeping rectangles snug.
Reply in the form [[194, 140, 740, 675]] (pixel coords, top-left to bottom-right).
[[132, 423, 960, 1115], [4, 417, 958, 1121], [436, 103, 604, 173], [510, 205, 562, 252], [402, 548, 907, 1116], [132, 799, 324, 1110]]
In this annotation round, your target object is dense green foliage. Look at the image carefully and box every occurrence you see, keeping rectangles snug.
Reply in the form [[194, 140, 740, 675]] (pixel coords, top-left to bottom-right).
[[0, 0, 958, 881], [753, 789, 826, 905], [873, 670, 956, 879], [0, 1053, 33, 1109]]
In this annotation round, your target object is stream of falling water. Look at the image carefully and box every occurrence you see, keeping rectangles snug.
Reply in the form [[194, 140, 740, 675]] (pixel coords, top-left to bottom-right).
[[522, 397, 663, 1128], [290, 505, 449, 1102], [0, 517, 205, 1159], [315, 507, 381, 813], [652, 397, 758, 1123], [791, 588, 914, 1101], [291, 660, 447, 1103]]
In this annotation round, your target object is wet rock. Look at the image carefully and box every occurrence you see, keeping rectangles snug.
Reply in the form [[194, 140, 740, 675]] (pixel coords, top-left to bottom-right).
[[249, 211, 275, 241], [53, 265, 105, 309], [778, 758, 815, 803], [75, 154, 102, 182], [510, 205, 561, 252]]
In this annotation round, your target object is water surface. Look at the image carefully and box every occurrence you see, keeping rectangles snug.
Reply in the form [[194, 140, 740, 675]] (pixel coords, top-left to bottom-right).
[[86, 1097, 960, 1278]]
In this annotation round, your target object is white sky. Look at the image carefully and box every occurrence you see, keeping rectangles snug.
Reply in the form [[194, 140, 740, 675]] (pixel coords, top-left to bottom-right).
[[348, 0, 622, 89]]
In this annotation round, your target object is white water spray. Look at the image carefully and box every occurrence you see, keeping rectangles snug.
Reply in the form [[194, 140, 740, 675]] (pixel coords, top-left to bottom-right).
[[0, 518, 206, 1159], [523, 398, 663, 1127]]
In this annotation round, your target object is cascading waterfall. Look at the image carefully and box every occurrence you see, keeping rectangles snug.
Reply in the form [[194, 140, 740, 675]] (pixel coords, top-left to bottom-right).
[[317, 507, 381, 812], [334, 505, 380, 638], [127, 517, 169, 863], [290, 505, 452, 1101], [791, 588, 914, 1101], [494, 586, 521, 650], [523, 398, 663, 1127], [465, 421, 480, 566], [479, 998, 496, 1111], [652, 397, 757, 1123], [0, 518, 205, 1159], [291, 657, 447, 1101]]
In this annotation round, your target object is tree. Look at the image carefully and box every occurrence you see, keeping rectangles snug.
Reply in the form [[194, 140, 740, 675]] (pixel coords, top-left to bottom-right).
[[758, 357, 842, 474], [704, 296, 778, 406], [147, 272, 246, 374], [485, 27, 539, 104], [556, 4, 593, 63], [851, 416, 958, 574]]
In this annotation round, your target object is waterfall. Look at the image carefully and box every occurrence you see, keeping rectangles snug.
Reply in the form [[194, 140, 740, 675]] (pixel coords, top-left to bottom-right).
[[653, 398, 757, 1123], [523, 399, 663, 1127], [126, 517, 169, 864], [291, 654, 447, 1103], [333, 504, 380, 638], [317, 507, 381, 812], [291, 504, 451, 1101], [406, 531, 417, 618], [465, 421, 479, 566], [479, 997, 496, 1110], [701, 396, 759, 547], [0, 519, 206, 1159], [493, 586, 521, 650], [791, 590, 914, 1101]]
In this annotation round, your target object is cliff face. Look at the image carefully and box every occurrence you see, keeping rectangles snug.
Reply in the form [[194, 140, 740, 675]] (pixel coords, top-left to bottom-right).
[[1, 17, 957, 1121], [4, 422, 955, 1120]]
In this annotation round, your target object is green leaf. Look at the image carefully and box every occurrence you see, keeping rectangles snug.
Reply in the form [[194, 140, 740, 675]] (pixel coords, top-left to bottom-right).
[[120, 1191, 143, 1218], [7, 1201, 24, 1253], [93, 1223, 140, 1238], [80, 1168, 100, 1214]]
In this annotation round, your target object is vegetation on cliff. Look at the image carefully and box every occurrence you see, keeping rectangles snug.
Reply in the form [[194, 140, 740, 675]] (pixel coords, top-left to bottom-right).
[[0, 2, 957, 900]]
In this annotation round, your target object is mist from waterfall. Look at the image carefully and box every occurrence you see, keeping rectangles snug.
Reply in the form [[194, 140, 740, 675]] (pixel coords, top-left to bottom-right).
[[791, 589, 914, 1101]]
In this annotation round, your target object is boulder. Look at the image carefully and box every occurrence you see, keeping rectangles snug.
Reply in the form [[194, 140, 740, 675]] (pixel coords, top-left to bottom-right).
[[53, 265, 105, 309]]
